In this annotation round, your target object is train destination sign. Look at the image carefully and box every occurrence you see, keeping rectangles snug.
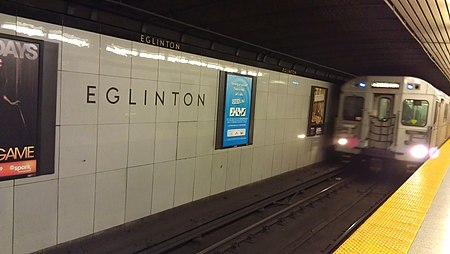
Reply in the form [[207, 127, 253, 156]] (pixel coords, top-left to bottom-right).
[[216, 72, 256, 149]]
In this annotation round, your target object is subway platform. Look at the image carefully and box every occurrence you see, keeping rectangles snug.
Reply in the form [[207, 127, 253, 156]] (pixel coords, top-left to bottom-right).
[[336, 139, 450, 253]]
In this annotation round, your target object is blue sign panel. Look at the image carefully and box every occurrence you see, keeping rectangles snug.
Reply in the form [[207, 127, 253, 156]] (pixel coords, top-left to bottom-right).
[[222, 73, 253, 147]]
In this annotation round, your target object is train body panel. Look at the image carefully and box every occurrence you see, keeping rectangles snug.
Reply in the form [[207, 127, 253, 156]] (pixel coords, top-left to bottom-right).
[[334, 76, 450, 164]]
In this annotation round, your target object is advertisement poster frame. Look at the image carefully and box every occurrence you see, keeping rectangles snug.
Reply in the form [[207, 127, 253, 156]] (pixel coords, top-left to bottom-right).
[[0, 33, 58, 181], [307, 86, 328, 137], [215, 71, 257, 149]]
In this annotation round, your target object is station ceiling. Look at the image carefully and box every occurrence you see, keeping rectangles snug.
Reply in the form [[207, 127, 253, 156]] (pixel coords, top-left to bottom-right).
[[7, 0, 450, 94]]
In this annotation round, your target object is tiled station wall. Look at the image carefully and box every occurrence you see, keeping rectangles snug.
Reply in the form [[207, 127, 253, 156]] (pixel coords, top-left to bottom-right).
[[0, 13, 337, 254]]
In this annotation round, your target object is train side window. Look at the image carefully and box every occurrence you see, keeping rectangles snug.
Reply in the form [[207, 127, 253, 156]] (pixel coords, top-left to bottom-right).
[[343, 96, 364, 121], [401, 99, 429, 127], [377, 97, 391, 121]]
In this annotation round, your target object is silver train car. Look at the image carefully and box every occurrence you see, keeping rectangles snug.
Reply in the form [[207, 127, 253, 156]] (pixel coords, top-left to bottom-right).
[[334, 76, 450, 166]]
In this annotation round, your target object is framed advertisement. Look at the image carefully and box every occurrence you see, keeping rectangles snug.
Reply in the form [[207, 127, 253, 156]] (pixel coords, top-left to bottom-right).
[[215, 71, 257, 149], [0, 33, 58, 181], [307, 86, 328, 136]]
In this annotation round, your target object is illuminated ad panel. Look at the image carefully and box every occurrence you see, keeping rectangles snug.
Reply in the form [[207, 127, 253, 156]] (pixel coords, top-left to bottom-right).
[[0, 34, 58, 181], [216, 72, 256, 149], [307, 86, 328, 136]]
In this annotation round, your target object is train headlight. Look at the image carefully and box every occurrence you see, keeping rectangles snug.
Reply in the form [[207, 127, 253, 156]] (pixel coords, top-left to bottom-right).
[[410, 144, 428, 159], [338, 138, 348, 146]]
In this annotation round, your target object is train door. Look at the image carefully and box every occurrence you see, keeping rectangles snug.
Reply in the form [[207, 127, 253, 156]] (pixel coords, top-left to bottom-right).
[[368, 94, 395, 149], [430, 100, 440, 147]]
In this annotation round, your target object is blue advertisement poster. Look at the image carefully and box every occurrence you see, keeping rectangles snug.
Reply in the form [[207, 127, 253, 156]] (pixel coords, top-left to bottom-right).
[[222, 73, 253, 147]]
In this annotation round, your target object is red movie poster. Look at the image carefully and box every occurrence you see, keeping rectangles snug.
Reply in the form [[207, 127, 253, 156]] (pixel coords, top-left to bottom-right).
[[0, 36, 39, 178]]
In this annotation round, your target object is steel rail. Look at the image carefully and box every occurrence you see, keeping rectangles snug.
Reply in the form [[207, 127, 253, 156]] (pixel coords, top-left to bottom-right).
[[196, 179, 349, 254], [136, 165, 345, 253]]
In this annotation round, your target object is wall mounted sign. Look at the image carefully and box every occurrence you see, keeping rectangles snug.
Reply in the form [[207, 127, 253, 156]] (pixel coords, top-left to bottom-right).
[[307, 86, 328, 136], [216, 72, 256, 149], [139, 34, 181, 50], [0, 33, 58, 181]]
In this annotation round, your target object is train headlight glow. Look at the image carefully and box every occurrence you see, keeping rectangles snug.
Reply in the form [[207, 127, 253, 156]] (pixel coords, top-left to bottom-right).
[[338, 138, 348, 146], [410, 144, 428, 159], [429, 147, 439, 159]]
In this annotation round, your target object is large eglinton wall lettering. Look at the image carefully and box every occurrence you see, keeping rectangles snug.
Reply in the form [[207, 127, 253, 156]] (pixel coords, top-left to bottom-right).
[[0, 36, 40, 178]]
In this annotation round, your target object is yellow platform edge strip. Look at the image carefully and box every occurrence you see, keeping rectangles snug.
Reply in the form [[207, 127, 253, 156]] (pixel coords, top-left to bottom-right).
[[335, 140, 450, 254]]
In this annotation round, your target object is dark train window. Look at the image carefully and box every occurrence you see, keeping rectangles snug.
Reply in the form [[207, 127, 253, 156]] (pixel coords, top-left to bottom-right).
[[377, 97, 391, 121], [401, 99, 428, 127], [343, 96, 364, 121]]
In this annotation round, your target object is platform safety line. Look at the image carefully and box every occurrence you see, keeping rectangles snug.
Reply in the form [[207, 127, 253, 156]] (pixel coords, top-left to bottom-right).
[[335, 140, 450, 254]]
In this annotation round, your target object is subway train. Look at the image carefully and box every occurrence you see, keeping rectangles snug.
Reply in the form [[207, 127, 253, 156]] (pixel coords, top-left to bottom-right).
[[333, 76, 450, 167]]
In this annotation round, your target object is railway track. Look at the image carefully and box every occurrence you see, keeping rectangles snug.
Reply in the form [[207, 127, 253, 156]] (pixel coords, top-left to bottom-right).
[[133, 164, 349, 254], [139, 160, 412, 254]]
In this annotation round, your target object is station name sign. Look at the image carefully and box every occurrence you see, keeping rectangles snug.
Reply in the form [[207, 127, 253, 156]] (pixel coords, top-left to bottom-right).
[[140, 34, 181, 50]]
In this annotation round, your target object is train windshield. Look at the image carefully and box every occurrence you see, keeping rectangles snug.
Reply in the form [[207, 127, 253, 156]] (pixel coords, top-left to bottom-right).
[[343, 96, 364, 121], [401, 99, 429, 126]]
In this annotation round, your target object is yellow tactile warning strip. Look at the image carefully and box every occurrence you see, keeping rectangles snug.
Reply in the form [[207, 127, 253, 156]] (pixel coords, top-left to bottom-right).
[[335, 140, 450, 254]]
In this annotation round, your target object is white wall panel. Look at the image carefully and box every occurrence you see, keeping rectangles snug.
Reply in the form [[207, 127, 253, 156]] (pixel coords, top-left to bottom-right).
[[276, 94, 287, 119], [196, 121, 214, 156], [100, 35, 131, 77], [61, 27, 99, 74], [174, 158, 195, 206], [193, 155, 212, 200], [60, 71, 99, 125], [156, 81, 180, 122], [0, 13, 16, 35], [154, 122, 178, 163], [58, 174, 95, 243], [226, 150, 241, 190], [179, 84, 200, 122], [239, 147, 253, 186], [152, 161, 176, 213], [14, 180, 57, 254], [274, 119, 286, 144], [0, 187, 13, 254], [278, 74, 288, 94], [97, 124, 129, 172], [59, 125, 97, 178], [286, 94, 296, 119], [128, 123, 155, 167], [211, 152, 227, 195], [264, 119, 276, 145], [281, 143, 290, 173], [266, 92, 278, 119], [131, 42, 159, 81], [158, 49, 181, 83], [98, 76, 130, 124], [177, 122, 197, 159], [200, 58, 218, 87], [94, 169, 126, 232], [181, 53, 201, 85], [251, 146, 264, 182], [255, 91, 268, 120], [256, 71, 269, 92], [125, 165, 153, 222], [272, 144, 283, 176], [198, 86, 217, 121], [252, 119, 266, 147], [262, 145, 274, 179], [129, 79, 157, 123]]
